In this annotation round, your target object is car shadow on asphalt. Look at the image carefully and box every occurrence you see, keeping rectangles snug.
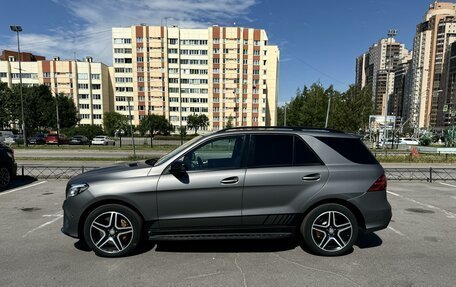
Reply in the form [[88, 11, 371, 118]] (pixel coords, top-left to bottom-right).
[[0, 176, 36, 192], [154, 238, 298, 253], [355, 232, 383, 249]]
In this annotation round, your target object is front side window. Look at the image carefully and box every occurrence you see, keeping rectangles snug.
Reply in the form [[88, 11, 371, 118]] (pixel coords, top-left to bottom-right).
[[182, 136, 245, 171]]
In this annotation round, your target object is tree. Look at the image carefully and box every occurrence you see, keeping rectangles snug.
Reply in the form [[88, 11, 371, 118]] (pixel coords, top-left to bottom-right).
[[103, 111, 129, 136], [187, 113, 209, 134], [226, 116, 233, 128], [139, 114, 173, 147], [0, 84, 78, 134], [56, 93, 78, 129], [280, 83, 373, 133], [0, 82, 13, 129], [329, 85, 373, 132], [285, 84, 334, 128]]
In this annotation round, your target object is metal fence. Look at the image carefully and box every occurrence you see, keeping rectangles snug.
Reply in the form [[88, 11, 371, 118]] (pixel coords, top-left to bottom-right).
[[18, 165, 99, 180], [17, 165, 456, 182], [385, 168, 456, 182]]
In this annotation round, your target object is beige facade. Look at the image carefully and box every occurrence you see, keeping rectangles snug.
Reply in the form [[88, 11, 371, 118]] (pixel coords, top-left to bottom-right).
[[410, 2, 456, 129], [0, 57, 112, 126], [112, 25, 279, 132], [357, 38, 410, 115]]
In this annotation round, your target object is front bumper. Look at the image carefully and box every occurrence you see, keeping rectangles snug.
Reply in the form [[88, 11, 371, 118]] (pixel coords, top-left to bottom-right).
[[348, 190, 392, 232], [61, 191, 94, 238]]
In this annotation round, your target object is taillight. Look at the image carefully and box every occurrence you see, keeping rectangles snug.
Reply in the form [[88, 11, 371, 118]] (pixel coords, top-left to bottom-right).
[[368, 174, 387, 192]]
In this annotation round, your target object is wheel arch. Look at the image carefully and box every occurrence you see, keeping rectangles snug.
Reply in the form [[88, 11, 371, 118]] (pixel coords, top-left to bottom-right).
[[78, 198, 145, 239], [298, 198, 366, 231]]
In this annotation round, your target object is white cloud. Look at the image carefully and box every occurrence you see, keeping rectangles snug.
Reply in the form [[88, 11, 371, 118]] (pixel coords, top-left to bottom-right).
[[7, 0, 257, 64]]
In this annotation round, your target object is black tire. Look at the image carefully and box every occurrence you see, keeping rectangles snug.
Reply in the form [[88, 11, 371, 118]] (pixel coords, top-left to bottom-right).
[[301, 203, 358, 256], [83, 204, 143, 257], [0, 166, 11, 189]]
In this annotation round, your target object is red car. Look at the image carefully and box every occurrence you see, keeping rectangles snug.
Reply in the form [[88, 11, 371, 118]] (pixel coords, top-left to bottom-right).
[[45, 134, 68, 145]]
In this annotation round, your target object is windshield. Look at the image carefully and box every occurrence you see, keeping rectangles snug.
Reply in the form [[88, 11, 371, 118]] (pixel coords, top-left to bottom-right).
[[154, 135, 204, 166]]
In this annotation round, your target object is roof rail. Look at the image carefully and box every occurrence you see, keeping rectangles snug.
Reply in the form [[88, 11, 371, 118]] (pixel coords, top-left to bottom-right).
[[215, 126, 344, 134]]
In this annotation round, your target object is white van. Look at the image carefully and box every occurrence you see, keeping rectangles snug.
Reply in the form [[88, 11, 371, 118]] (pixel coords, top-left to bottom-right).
[[0, 131, 14, 143]]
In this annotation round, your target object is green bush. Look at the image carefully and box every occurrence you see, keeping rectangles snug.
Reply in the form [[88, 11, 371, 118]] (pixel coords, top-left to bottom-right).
[[419, 135, 431, 146]]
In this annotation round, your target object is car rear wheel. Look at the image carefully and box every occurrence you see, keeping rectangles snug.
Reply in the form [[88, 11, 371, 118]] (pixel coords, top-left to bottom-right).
[[0, 167, 11, 188], [301, 203, 358, 256], [83, 204, 142, 257]]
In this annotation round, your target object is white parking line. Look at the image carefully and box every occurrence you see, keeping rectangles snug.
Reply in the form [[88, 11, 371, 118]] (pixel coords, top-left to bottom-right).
[[23, 213, 63, 238], [387, 226, 405, 237], [439, 182, 456, 188], [387, 190, 456, 219], [0, 181, 47, 196]]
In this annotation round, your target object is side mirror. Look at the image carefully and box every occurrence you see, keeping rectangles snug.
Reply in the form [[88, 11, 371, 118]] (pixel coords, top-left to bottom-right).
[[170, 160, 186, 174]]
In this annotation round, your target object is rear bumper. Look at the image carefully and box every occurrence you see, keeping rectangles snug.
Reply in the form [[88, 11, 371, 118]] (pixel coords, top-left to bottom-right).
[[348, 190, 392, 232]]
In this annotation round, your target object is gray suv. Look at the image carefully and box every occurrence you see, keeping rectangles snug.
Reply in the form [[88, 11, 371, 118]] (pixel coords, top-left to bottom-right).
[[62, 127, 391, 257]]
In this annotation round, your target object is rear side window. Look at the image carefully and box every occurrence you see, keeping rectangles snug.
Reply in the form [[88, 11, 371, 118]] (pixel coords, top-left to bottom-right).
[[316, 137, 378, 164], [248, 134, 323, 168], [248, 135, 293, 167]]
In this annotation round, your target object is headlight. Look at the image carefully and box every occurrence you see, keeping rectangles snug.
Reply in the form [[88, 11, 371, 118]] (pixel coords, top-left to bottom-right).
[[67, 183, 89, 198]]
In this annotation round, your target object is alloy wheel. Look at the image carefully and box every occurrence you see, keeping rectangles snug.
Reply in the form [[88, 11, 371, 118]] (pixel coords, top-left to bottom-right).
[[89, 211, 134, 254], [311, 211, 353, 252]]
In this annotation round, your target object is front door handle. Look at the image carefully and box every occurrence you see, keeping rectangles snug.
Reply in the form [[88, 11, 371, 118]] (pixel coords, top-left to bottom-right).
[[302, 173, 321, 181], [220, 176, 239, 185]]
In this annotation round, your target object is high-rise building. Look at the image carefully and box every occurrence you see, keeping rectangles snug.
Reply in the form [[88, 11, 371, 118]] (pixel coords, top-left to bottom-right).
[[0, 54, 112, 126], [409, 2, 456, 129], [111, 25, 279, 131], [356, 38, 410, 115], [389, 55, 413, 121], [438, 41, 456, 127], [355, 52, 369, 89]]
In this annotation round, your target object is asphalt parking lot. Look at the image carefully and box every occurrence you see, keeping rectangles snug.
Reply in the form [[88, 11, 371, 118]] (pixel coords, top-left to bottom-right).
[[1, 179, 455, 286]]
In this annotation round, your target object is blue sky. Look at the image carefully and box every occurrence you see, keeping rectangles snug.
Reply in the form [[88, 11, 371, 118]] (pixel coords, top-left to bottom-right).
[[0, 0, 443, 105]]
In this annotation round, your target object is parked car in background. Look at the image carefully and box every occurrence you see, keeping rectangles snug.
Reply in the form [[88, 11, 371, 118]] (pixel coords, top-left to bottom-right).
[[28, 134, 46, 145], [45, 134, 69, 145], [0, 143, 17, 189], [3, 136, 16, 145], [91, 136, 115, 146], [69, 135, 90, 145], [0, 131, 14, 143], [399, 138, 419, 145]]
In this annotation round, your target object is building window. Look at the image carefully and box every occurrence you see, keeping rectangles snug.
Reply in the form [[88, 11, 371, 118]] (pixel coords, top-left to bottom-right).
[[91, 74, 100, 80]]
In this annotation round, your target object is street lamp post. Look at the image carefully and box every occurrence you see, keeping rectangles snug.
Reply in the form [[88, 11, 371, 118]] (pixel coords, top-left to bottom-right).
[[325, 96, 331, 128], [10, 25, 26, 147], [382, 29, 398, 148]]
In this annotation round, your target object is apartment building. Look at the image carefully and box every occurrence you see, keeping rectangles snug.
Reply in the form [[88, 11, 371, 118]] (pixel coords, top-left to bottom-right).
[[0, 53, 112, 126], [111, 25, 279, 131], [438, 41, 456, 127], [410, 2, 456, 129], [356, 39, 410, 115]]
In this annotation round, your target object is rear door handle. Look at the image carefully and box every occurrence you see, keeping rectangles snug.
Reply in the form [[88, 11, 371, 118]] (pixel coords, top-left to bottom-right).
[[302, 173, 321, 181], [220, 176, 239, 185]]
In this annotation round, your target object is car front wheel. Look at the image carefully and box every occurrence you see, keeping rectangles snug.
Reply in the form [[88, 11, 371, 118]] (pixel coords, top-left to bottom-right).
[[83, 204, 143, 257], [0, 167, 11, 189], [301, 203, 358, 256]]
